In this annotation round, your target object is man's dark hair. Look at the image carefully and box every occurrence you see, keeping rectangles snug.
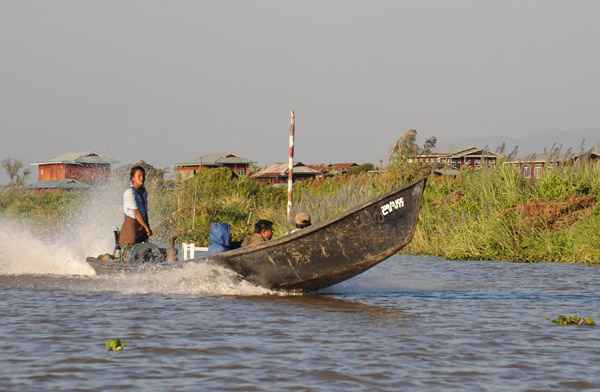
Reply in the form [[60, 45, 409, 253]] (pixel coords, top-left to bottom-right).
[[254, 220, 273, 233], [130, 166, 146, 179]]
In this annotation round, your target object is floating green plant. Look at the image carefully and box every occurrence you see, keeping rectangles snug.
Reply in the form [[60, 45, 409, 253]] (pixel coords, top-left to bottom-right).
[[106, 339, 128, 351], [551, 315, 595, 326]]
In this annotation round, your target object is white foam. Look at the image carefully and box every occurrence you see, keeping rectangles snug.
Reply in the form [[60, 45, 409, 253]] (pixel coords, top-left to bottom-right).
[[90, 262, 272, 296], [0, 219, 95, 275], [0, 182, 121, 276]]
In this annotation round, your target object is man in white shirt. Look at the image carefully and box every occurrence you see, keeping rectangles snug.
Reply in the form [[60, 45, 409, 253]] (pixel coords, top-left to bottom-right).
[[119, 166, 152, 248]]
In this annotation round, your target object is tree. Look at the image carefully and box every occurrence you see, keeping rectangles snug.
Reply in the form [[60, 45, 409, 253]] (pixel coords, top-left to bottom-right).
[[1, 158, 31, 186], [349, 163, 376, 174], [423, 136, 437, 154], [384, 129, 437, 188], [112, 160, 166, 186]]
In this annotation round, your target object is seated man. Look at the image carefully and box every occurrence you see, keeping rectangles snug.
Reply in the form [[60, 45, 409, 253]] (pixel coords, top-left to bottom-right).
[[241, 220, 274, 247], [291, 212, 311, 233], [206, 223, 241, 255]]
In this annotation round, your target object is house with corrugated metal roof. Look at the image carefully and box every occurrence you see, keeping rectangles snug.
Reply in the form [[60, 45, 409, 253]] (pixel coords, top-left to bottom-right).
[[22, 179, 91, 193], [28, 151, 118, 192], [508, 151, 600, 179], [251, 162, 322, 184], [172, 153, 256, 179], [410, 146, 504, 170], [308, 162, 359, 177]]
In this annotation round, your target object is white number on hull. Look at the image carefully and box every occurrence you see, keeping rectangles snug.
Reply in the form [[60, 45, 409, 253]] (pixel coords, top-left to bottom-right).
[[381, 197, 405, 216]]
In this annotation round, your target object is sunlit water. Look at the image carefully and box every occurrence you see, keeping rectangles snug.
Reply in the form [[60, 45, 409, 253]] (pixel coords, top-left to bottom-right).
[[1, 253, 599, 391]]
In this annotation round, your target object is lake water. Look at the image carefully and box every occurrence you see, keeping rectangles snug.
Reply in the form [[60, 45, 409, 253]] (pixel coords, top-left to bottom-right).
[[1, 254, 599, 391]]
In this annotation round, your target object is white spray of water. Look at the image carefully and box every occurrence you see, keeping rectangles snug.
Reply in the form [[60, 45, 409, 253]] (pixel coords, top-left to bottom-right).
[[0, 182, 276, 296], [0, 219, 95, 275], [57, 182, 124, 260], [0, 181, 122, 275]]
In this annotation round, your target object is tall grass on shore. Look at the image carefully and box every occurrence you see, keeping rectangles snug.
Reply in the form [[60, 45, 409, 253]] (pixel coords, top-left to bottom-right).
[[408, 160, 600, 264], [0, 187, 84, 236], [0, 169, 382, 247], [153, 170, 383, 244], [290, 173, 379, 225], [2, 156, 598, 263], [149, 168, 286, 243]]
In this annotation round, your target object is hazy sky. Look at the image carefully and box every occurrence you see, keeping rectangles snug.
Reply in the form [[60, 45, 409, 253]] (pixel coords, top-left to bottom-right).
[[1, 0, 599, 183]]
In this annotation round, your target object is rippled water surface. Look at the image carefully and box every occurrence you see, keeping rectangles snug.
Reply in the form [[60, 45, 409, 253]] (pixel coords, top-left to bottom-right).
[[1, 255, 599, 391]]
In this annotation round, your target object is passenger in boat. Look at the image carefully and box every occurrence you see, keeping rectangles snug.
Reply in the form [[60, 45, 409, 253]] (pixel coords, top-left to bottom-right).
[[207, 223, 242, 255], [119, 166, 152, 249], [289, 212, 311, 234], [241, 219, 274, 247]]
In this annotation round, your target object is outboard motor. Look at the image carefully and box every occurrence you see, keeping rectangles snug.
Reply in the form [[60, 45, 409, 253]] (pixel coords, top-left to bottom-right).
[[121, 242, 164, 263]]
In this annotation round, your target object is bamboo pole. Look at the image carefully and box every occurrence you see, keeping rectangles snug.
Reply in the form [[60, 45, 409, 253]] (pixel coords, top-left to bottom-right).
[[192, 157, 201, 230], [287, 110, 295, 220]]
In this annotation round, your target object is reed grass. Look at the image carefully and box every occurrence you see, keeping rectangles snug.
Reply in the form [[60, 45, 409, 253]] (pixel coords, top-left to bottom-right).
[[0, 187, 83, 234], [407, 160, 600, 264], [2, 158, 598, 263]]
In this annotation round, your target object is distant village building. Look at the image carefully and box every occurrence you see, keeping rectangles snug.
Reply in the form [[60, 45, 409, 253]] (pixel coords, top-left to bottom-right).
[[308, 163, 359, 178], [251, 162, 322, 184], [431, 165, 460, 177], [509, 151, 600, 179], [27, 151, 117, 192], [172, 153, 255, 179], [22, 179, 91, 193], [410, 146, 504, 170]]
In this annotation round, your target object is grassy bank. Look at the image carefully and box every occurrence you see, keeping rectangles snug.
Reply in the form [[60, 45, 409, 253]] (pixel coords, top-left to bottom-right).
[[407, 163, 600, 264], [150, 168, 384, 243], [0, 187, 84, 236], [2, 162, 599, 264]]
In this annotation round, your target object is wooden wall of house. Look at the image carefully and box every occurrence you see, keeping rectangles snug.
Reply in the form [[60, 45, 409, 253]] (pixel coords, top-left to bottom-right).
[[39, 164, 66, 181], [38, 163, 111, 184], [177, 164, 250, 179], [176, 166, 200, 179], [71, 165, 111, 184]]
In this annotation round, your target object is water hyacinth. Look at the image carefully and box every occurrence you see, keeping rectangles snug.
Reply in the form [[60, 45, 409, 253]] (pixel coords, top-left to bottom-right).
[[106, 339, 128, 351], [551, 315, 595, 326]]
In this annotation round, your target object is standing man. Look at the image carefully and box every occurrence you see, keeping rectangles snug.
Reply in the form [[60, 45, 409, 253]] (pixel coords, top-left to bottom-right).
[[119, 166, 152, 248]]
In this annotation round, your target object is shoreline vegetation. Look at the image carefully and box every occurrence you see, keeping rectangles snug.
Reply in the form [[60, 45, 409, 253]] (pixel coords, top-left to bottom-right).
[[1, 142, 599, 265], [411, 163, 599, 264]]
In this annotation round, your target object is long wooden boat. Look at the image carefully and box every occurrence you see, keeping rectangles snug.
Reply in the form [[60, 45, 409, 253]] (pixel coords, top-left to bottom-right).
[[86, 176, 427, 292]]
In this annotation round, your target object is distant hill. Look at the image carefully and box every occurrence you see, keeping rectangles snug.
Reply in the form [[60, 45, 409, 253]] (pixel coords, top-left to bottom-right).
[[438, 128, 600, 158]]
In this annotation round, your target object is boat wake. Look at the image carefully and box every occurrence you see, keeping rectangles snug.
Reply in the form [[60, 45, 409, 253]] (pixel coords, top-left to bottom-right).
[[0, 256, 271, 296], [0, 181, 276, 296], [0, 218, 271, 296], [0, 220, 96, 275], [90, 262, 272, 295], [0, 220, 268, 294]]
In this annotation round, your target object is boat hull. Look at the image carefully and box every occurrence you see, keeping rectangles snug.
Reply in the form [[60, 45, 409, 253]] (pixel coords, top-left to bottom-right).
[[85, 177, 427, 292], [209, 176, 427, 291]]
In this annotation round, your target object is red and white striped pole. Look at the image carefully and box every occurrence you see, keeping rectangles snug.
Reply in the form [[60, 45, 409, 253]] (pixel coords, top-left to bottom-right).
[[287, 110, 295, 220]]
